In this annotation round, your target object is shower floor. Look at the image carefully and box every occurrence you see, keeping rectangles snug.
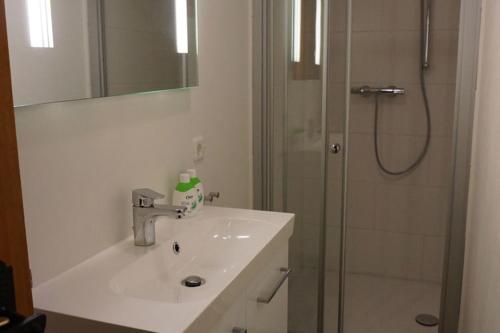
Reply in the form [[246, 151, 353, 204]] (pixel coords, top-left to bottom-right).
[[290, 269, 441, 333]]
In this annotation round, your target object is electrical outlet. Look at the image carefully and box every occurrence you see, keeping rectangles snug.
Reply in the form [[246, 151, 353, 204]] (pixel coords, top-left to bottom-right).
[[193, 136, 206, 162]]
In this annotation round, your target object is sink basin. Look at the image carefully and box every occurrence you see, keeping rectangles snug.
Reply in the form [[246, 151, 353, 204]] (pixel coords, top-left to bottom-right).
[[110, 217, 271, 303], [32, 207, 294, 333]]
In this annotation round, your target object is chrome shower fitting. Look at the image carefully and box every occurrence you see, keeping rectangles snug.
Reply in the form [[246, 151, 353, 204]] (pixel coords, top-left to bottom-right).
[[349, 0, 434, 177], [351, 85, 406, 98]]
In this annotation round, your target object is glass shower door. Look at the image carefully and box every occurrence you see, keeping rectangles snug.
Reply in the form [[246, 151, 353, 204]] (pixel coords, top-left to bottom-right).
[[261, 0, 463, 332], [263, 0, 343, 332], [339, 0, 460, 332]]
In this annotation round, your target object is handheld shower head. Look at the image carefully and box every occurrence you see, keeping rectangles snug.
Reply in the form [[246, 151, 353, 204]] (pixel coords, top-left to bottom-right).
[[422, 0, 432, 69]]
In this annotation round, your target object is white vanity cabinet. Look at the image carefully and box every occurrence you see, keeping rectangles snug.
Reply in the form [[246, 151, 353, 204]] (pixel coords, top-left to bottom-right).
[[209, 244, 289, 333], [208, 291, 248, 333]]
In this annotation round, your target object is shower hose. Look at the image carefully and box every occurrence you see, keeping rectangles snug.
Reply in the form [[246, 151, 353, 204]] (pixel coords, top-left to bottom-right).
[[373, 69, 432, 175]]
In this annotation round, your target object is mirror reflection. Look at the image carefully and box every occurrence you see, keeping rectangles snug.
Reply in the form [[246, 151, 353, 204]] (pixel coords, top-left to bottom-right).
[[5, 0, 199, 107]]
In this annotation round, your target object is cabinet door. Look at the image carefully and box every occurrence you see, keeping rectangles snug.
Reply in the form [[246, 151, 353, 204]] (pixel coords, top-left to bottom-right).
[[246, 244, 289, 333], [208, 291, 247, 333]]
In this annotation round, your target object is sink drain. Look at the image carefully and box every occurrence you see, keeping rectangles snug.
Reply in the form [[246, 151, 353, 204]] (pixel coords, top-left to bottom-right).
[[416, 314, 439, 327], [181, 276, 206, 288]]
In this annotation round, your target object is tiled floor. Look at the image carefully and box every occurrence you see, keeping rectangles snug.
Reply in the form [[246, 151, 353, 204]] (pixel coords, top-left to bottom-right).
[[341, 273, 441, 333], [289, 269, 319, 333], [290, 269, 441, 333]]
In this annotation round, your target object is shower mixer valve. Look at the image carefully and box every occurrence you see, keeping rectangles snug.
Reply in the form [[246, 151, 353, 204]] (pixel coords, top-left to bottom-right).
[[351, 85, 406, 98]]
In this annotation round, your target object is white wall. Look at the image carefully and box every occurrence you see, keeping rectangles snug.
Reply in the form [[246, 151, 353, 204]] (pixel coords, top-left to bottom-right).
[[14, 0, 252, 286], [459, 1, 500, 332]]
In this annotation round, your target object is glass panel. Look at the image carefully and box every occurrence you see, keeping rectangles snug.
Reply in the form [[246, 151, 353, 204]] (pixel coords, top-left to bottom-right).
[[341, 0, 460, 332], [285, 0, 324, 326], [267, 0, 340, 332], [267, 0, 461, 332]]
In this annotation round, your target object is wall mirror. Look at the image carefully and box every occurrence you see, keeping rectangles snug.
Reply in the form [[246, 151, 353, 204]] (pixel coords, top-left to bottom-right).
[[5, 0, 199, 107]]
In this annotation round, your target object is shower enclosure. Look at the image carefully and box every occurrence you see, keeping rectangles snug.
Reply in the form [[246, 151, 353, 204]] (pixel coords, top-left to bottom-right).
[[253, 0, 480, 332]]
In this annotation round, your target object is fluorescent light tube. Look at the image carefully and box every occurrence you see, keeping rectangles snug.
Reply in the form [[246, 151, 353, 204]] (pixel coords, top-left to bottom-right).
[[27, 0, 54, 48], [175, 0, 189, 54]]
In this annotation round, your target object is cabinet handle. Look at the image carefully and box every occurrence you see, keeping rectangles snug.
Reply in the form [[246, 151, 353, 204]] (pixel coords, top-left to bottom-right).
[[232, 328, 247, 333], [257, 267, 292, 304]]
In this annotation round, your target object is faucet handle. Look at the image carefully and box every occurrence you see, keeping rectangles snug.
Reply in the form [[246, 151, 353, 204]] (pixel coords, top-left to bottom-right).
[[205, 192, 221, 203], [132, 188, 165, 207]]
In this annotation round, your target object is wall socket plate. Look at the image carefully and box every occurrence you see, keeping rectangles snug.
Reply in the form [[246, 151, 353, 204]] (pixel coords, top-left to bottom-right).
[[193, 136, 206, 162]]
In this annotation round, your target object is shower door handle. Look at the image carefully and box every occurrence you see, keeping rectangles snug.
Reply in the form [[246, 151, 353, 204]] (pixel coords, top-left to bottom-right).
[[330, 143, 342, 154]]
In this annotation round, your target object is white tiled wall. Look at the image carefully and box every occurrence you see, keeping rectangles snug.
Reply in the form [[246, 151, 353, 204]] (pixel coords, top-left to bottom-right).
[[324, 0, 460, 283]]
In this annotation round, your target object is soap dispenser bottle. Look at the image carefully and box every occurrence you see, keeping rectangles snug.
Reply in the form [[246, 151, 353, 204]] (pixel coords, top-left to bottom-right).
[[172, 173, 197, 215], [187, 168, 204, 210]]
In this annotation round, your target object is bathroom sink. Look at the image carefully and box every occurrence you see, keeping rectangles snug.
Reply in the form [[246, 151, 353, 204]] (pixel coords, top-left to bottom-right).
[[110, 217, 272, 303], [32, 207, 294, 333]]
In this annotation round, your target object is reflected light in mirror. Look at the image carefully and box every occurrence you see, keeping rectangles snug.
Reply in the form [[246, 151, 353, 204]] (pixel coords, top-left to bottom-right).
[[175, 0, 188, 54], [292, 0, 301, 63], [195, 0, 198, 54], [26, 0, 54, 48], [315, 0, 321, 65]]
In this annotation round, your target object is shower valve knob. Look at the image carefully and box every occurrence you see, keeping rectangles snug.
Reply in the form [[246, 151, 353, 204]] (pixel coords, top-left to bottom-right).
[[232, 328, 247, 333], [330, 143, 342, 154]]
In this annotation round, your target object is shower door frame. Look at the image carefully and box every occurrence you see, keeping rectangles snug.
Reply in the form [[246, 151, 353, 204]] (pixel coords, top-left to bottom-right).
[[439, 0, 482, 332], [252, 0, 482, 331]]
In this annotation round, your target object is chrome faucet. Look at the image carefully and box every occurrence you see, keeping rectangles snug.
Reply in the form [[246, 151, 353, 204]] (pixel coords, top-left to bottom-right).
[[132, 188, 187, 246]]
